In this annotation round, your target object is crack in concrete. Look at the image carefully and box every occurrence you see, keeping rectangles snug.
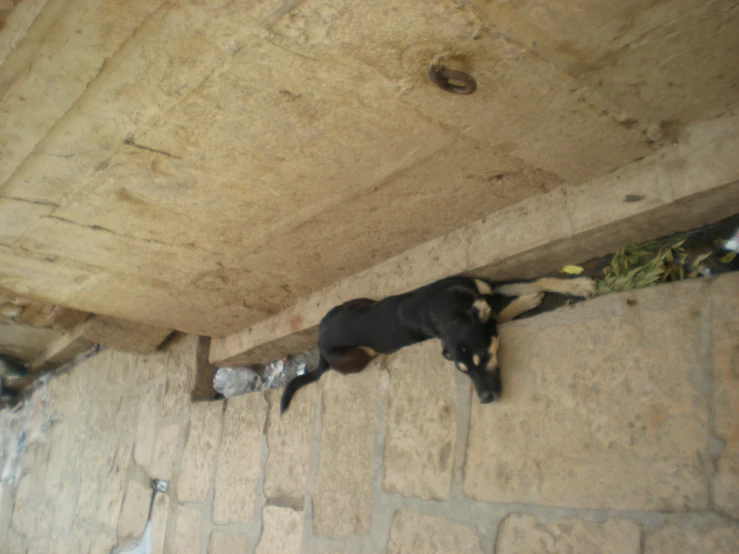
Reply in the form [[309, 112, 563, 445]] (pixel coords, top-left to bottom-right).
[[123, 137, 181, 159], [0, 195, 59, 208]]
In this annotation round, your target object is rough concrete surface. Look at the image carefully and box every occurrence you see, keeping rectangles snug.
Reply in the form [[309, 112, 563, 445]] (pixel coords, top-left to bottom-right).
[[1, 0, 738, 337], [1, 275, 738, 554]]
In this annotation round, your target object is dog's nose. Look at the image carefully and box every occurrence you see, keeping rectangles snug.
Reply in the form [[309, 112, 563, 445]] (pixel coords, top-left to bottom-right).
[[479, 390, 495, 404]]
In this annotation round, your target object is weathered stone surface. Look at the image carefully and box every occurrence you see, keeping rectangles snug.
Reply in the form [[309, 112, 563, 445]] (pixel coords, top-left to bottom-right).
[[2, 528, 29, 554], [314, 368, 379, 538], [465, 281, 711, 510], [474, 0, 739, 125], [711, 273, 739, 518], [89, 530, 116, 554], [208, 530, 250, 554], [169, 505, 202, 554], [387, 511, 483, 554], [134, 383, 163, 469], [213, 394, 268, 525], [150, 493, 169, 554], [646, 521, 739, 554], [116, 392, 143, 436], [159, 334, 198, 418], [383, 341, 456, 500], [10, 473, 37, 538], [178, 400, 224, 503], [118, 480, 152, 543], [264, 387, 315, 509], [53, 475, 81, 538], [34, 498, 53, 543], [6, 0, 736, 340], [44, 423, 69, 494], [151, 424, 181, 481], [496, 514, 640, 554], [255, 506, 304, 554], [76, 442, 112, 520], [97, 443, 132, 528], [81, 314, 172, 353], [67, 522, 93, 554]]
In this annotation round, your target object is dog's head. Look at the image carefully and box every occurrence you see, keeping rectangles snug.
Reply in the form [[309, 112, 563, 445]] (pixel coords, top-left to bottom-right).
[[441, 296, 501, 404]]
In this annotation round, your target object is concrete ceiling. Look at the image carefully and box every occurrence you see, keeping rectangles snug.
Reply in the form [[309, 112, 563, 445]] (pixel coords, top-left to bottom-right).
[[0, 0, 737, 336]]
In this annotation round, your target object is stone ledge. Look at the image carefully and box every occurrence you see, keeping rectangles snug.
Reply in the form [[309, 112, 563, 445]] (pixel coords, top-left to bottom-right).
[[30, 314, 173, 372], [210, 114, 739, 366]]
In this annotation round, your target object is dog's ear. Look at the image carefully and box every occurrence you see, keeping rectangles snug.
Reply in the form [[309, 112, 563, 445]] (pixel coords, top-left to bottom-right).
[[442, 347, 453, 360]]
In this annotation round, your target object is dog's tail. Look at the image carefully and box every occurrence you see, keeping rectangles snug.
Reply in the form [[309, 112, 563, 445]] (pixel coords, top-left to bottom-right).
[[280, 355, 329, 415]]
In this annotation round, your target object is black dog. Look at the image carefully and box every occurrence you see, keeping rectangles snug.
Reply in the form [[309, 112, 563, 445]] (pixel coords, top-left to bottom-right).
[[280, 275, 595, 413]]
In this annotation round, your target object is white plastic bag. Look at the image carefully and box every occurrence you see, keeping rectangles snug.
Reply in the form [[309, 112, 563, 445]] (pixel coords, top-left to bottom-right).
[[213, 367, 261, 398]]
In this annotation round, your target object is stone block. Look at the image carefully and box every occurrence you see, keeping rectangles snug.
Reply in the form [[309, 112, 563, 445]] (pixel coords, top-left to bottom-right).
[[10, 474, 37, 538], [34, 498, 54, 542], [76, 442, 112, 520], [67, 522, 92, 554], [159, 334, 198, 418], [496, 514, 640, 554], [314, 368, 379, 538], [169, 505, 202, 554], [213, 394, 268, 525], [81, 314, 172, 353], [45, 423, 70, 494], [151, 493, 169, 554], [151, 424, 181, 481], [387, 511, 482, 554], [53, 476, 80, 538], [264, 387, 315, 509], [2, 529, 29, 554], [178, 400, 224, 503], [118, 480, 153, 543], [645, 521, 739, 554], [383, 341, 456, 501], [464, 282, 711, 510], [108, 348, 140, 388], [209, 530, 250, 554], [116, 393, 143, 436], [134, 383, 163, 469], [90, 530, 116, 554], [97, 443, 132, 529], [255, 506, 304, 554], [711, 273, 739, 518]]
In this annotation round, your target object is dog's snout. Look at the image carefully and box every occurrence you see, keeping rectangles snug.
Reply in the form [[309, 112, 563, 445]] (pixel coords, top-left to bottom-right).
[[478, 390, 495, 404]]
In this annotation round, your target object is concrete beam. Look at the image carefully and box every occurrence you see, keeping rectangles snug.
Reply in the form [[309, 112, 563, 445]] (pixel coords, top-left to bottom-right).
[[210, 113, 739, 367]]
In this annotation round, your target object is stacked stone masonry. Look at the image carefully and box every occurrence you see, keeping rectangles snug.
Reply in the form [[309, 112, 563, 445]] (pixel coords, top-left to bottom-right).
[[1, 275, 738, 553]]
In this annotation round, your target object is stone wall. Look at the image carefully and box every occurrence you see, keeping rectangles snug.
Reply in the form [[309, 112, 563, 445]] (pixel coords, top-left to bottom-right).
[[1, 274, 738, 553]]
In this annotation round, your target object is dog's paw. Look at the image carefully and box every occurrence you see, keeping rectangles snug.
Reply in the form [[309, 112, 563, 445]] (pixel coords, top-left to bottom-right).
[[519, 292, 545, 311], [566, 277, 596, 297]]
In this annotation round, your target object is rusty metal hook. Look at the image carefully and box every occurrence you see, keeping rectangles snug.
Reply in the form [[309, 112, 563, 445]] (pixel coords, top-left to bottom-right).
[[428, 64, 477, 95]]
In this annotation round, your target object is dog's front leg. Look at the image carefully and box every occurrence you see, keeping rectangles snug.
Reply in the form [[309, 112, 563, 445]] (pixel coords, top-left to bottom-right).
[[496, 293, 545, 323], [496, 277, 596, 298]]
